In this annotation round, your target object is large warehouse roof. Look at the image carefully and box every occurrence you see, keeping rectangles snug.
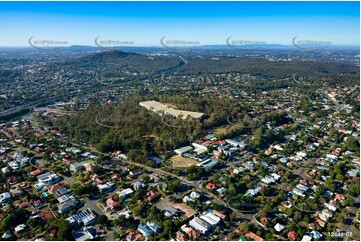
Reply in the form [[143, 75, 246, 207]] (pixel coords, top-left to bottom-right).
[[139, 100, 204, 119]]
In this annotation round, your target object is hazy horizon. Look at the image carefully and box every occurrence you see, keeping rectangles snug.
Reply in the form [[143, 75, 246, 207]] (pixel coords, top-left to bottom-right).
[[0, 1, 359, 47]]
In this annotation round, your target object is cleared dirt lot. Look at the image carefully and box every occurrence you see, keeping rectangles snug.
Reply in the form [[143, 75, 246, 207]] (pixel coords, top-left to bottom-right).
[[169, 202, 197, 218], [170, 155, 198, 168]]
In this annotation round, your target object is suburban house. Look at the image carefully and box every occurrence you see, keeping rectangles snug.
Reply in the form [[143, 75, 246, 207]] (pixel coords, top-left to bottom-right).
[[54, 188, 72, 197], [97, 181, 115, 193], [48, 183, 65, 194], [189, 217, 211, 234], [146, 190, 160, 203], [106, 197, 120, 209], [58, 199, 81, 214], [137, 222, 160, 237], [126, 231, 144, 241], [0, 192, 11, 204], [37, 172, 61, 186], [66, 209, 97, 227], [118, 188, 134, 198], [174, 146, 193, 155], [70, 163, 83, 173], [130, 168, 142, 177], [244, 231, 264, 241]]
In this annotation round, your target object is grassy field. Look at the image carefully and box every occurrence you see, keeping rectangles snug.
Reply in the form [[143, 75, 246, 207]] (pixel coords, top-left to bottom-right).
[[211, 124, 233, 136], [170, 155, 198, 168]]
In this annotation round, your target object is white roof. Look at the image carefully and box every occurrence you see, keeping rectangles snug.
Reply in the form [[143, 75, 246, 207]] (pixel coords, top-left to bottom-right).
[[189, 217, 210, 233], [140, 101, 204, 119], [0, 192, 11, 199], [301, 235, 312, 241], [200, 212, 220, 226], [118, 188, 134, 197], [310, 230, 322, 239], [174, 146, 193, 154], [274, 223, 285, 232], [14, 224, 26, 232], [183, 195, 194, 203], [190, 191, 200, 199], [225, 139, 245, 147], [324, 202, 337, 211]]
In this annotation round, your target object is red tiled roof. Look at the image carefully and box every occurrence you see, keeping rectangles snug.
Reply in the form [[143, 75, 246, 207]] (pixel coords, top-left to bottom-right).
[[288, 231, 298, 240], [146, 191, 160, 202], [106, 197, 120, 207], [48, 183, 64, 194], [19, 201, 30, 208], [211, 209, 226, 219], [245, 232, 264, 241], [31, 168, 43, 176], [206, 183, 216, 189]]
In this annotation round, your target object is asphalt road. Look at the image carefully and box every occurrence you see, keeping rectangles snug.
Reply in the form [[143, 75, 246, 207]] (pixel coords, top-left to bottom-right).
[[116, 157, 254, 222], [60, 174, 105, 216]]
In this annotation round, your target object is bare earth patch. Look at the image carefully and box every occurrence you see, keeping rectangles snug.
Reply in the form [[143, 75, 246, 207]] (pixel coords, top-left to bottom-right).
[[170, 155, 198, 168]]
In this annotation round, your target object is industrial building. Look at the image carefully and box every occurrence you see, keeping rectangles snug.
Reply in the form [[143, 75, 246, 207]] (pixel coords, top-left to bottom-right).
[[139, 100, 205, 119]]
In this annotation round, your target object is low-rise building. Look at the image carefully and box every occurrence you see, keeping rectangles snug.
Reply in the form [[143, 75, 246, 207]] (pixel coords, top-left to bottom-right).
[[58, 199, 81, 214], [118, 188, 134, 198], [189, 217, 211, 234], [174, 146, 193, 155], [66, 209, 97, 227], [0, 192, 11, 204], [37, 172, 61, 186]]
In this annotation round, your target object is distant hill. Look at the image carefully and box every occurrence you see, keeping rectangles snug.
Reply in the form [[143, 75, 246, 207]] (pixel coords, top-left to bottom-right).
[[81, 50, 137, 60], [65, 50, 183, 73], [198, 44, 285, 50]]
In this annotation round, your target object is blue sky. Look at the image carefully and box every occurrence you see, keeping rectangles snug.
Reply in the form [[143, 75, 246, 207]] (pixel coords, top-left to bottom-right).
[[0, 1, 359, 46]]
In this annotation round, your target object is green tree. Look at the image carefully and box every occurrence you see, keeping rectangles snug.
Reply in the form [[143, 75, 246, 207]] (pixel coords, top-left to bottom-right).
[[239, 222, 250, 233], [97, 215, 108, 226], [132, 205, 143, 217], [168, 179, 181, 192], [53, 219, 73, 241]]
